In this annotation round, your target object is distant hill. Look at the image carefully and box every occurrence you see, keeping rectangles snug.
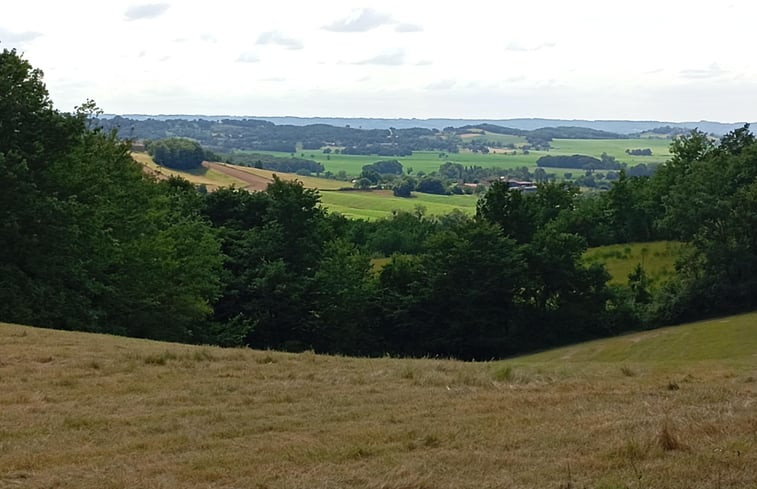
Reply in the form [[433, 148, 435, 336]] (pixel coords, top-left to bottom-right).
[[104, 114, 753, 135]]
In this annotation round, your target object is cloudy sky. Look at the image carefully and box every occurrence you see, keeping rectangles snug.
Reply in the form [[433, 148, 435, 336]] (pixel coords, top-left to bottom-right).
[[3, 0, 756, 121]]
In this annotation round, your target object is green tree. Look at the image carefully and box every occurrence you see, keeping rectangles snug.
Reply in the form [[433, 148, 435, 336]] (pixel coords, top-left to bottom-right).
[[476, 181, 535, 243], [146, 137, 206, 170], [392, 177, 415, 197], [0, 49, 223, 341]]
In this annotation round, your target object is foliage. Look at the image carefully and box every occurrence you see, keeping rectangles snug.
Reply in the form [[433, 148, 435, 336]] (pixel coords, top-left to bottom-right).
[[625, 148, 652, 156], [0, 49, 222, 342], [362, 159, 403, 175], [6, 49, 757, 360], [537, 154, 623, 170], [146, 137, 206, 170]]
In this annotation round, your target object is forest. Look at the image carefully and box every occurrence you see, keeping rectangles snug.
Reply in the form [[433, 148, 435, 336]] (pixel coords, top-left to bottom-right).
[[99, 115, 632, 158], [3, 48, 756, 359]]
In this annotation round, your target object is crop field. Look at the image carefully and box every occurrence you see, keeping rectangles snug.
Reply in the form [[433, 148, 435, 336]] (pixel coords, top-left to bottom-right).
[[256, 136, 675, 177], [1, 312, 755, 489], [207, 162, 348, 191], [584, 241, 682, 285], [130, 148, 673, 221], [132, 152, 348, 191], [548, 139, 673, 165], [256, 149, 539, 176], [320, 190, 478, 219], [132, 152, 242, 189]]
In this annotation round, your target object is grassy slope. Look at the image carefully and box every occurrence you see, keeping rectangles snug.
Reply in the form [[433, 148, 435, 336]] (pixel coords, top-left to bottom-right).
[[320, 190, 477, 219], [132, 152, 244, 189], [1, 315, 755, 489], [584, 241, 681, 285]]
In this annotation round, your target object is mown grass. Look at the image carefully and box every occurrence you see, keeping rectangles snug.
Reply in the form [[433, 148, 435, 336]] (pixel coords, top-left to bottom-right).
[[319, 190, 478, 219], [1, 312, 755, 489], [584, 241, 682, 285], [506, 311, 757, 363]]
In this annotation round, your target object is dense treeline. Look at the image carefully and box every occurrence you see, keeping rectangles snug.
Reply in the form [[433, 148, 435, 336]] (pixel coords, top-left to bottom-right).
[[0, 50, 221, 342], [456, 124, 625, 141], [100, 116, 458, 156], [99, 118, 624, 160], [223, 152, 325, 174], [3, 49, 757, 359], [625, 148, 653, 156], [537, 154, 624, 170]]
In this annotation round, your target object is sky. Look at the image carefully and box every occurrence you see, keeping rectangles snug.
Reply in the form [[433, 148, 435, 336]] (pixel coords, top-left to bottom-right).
[[2, 0, 757, 122]]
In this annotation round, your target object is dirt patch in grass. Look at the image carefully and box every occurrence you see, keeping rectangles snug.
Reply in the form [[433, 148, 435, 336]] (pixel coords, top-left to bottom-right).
[[204, 162, 272, 191]]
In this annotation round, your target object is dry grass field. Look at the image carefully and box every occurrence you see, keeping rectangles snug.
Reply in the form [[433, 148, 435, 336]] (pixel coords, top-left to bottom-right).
[[1, 314, 755, 489]]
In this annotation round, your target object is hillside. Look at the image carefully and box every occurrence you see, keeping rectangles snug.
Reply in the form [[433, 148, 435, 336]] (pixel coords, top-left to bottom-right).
[[109, 115, 754, 135], [1, 315, 755, 489]]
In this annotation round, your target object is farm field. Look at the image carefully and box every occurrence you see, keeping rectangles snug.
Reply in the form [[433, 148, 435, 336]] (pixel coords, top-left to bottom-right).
[[132, 152, 348, 191], [320, 190, 477, 219], [584, 241, 682, 285], [132, 152, 242, 190], [207, 162, 347, 190], [1, 313, 755, 489], [254, 136, 673, 177], [132, 151, 479, 220], [255, 149, 539, 176], [548, 138, 672, 165]]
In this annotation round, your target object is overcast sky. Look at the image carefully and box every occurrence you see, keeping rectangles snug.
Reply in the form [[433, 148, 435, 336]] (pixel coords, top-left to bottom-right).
[[3, 0, 756, 121]]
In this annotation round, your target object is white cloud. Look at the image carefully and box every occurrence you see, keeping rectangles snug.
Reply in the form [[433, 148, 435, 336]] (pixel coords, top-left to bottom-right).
[[353, 50, 405, 66], [323, 9, 394, 32], [256, 31, 303, 50], [237, 52, 260, 63], [679, 63, 727, 80], [504, 42, 556, 52], [124, 3, 170, 21], [0, 26, 42, 43], [395, 23, 423, 33], [426, 79, 456, 90]]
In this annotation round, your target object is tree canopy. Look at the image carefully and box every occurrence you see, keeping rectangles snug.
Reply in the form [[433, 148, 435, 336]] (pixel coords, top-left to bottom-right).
[[146, 137, 206, 170], [4, 48, 757, 360]]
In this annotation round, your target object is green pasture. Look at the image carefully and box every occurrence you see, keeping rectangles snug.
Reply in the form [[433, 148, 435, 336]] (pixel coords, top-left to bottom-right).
[[319, 190, 478, 220], [549, 138, 673, 165], [584, 241, 682, 285], [256, 149, 542, 176], [508, 310, 757, 364], [256, 137, 674, 177]]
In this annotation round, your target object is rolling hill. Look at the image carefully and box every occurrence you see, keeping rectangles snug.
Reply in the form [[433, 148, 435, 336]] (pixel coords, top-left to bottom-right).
[[1, 313, 754, 488]]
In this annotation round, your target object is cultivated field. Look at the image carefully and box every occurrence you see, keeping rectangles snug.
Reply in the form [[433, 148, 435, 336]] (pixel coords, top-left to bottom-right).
[[132, 152, 242, 190], [1, 314, 755, 488], [133, 137, 676, 221], [257, 136, 673, 177], [132, 151, 478, 219], [320, 190, 477, 219], [132, 152, 346, 191]]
